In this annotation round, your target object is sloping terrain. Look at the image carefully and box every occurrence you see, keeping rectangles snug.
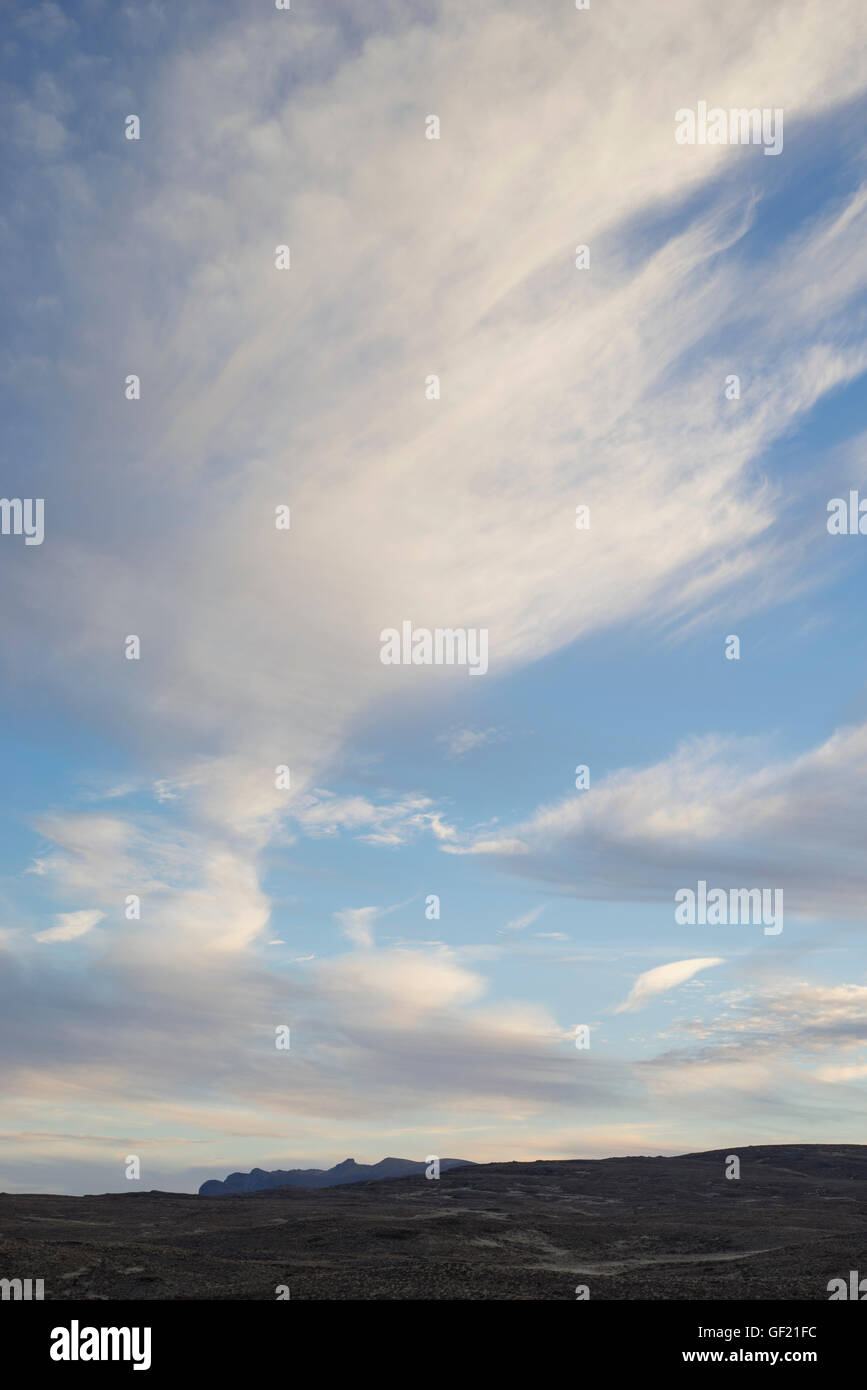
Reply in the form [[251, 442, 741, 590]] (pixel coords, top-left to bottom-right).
[[2, 1145, 866, 1300]]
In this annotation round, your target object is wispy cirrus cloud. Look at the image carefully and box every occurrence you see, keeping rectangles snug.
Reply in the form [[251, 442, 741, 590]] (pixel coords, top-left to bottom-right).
[[497, 906, 546, 935]]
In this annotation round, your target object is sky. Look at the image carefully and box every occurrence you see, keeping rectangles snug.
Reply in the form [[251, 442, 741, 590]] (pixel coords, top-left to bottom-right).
[[1, 0, 867, 1195]]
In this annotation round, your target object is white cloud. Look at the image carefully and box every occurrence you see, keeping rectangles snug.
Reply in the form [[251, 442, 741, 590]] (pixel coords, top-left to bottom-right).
[[313, 948, 487, 1023], [334, 906, 380, 950], [812, 1062, 867, 1083], [295, 791, 442, 847], [497, 906, 546, 935], [445, 723, 867, 920], [35, 910, 105, 944], [27, 812, 271, 959], [615, 958, 725, 1013], [438, 727, 505, 759]]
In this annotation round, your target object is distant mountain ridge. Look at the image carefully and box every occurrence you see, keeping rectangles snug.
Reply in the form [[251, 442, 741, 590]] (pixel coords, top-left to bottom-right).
[[198, 1155, 474, 1195]]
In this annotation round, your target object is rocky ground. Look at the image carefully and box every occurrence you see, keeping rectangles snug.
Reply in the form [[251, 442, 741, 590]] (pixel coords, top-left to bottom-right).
[[2, 1144, 866, 1300]]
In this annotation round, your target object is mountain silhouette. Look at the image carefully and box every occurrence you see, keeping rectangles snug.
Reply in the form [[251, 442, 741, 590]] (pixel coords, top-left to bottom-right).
[[198, 1155, 473, 1195]]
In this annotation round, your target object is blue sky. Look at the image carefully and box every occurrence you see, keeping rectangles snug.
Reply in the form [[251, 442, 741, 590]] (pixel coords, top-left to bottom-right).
[[2, 0, 867, 1194]]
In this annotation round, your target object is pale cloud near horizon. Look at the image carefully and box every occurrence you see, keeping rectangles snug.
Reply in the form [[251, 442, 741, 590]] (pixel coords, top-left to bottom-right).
[[641, 981, 867, 1108]]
